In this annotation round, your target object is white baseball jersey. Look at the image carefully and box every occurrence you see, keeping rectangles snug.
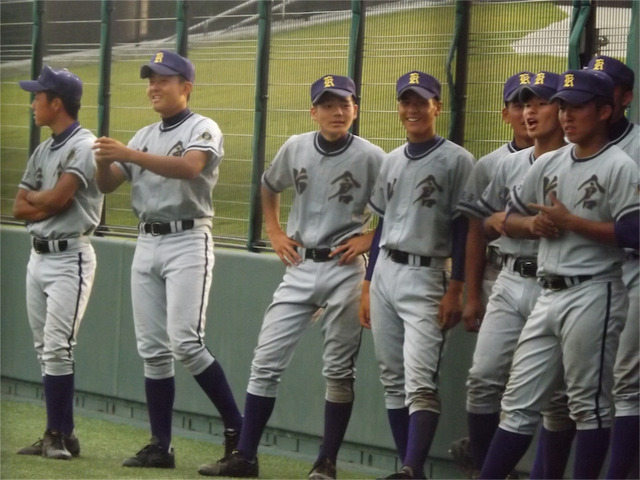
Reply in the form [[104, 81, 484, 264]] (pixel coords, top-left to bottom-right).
[[19, 125, 103, 238], [262, 132, 385, 247], [479, 147, 539, 259], [457, 140, 520, 219], [610, 121, 639, 162], [116, 112, 223, 222], [369, 137, 475, 257], [511, 143, 640, 277]]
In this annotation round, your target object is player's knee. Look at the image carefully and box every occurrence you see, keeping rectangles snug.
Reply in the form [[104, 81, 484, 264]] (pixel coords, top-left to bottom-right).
[[325, 378, 354, 403], [143, 355, 174, 378], [408, 389, 441, 413]]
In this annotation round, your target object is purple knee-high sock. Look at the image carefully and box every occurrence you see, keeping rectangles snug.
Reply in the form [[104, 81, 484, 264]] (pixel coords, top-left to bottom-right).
[[479, 428, 533, 479], [145, 377, 175, 452], [237, 393, 276, 461], [402, 410, 439, 478], [387, 407, 410, 463], [43, 374, 74, 434], [467, 411, 500, 470], [530, 426, 575, 479], [606, 416, 640, 479], [318, 400, 353, 463], [194, 361, 243, 431], [573, 428, 610, 479]]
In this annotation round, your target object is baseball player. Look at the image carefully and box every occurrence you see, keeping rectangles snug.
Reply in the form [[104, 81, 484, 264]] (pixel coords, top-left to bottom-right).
[[457, 71, 534, 334], [531, 56, 640, 480], [590, 55, 640, 480], [479, 70, 640, 480], [359, 71, 474, 479], [13, 66, 104, 460], [454, 71, 564, 478], [93, 50, 242, 469], [197, 74, 384, 479]]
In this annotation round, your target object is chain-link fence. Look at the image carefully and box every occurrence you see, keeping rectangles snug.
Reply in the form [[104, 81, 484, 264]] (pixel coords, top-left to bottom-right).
[[1, 0, 636, 248]]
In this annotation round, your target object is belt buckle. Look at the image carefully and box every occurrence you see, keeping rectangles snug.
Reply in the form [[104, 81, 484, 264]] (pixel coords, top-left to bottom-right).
[[518, 260, 537, 278], [149, 222, 164, 236], [542, 275, 565, 291]]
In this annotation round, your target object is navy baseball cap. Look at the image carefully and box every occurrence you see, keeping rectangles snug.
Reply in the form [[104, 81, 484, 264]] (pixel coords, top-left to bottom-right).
[[396, 71, 441, 100], [503, 71, 534, 102], [587, 55, 635, 89], [519, 71, 561, 101], [311, 75, 356, 104], [140, 50, 195, 83], [19, 65, 83, 101], [551, 69, 615, 105]]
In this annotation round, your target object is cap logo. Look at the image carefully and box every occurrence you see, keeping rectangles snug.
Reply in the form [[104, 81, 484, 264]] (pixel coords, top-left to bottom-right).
[[534, 72, 545, 85], [323, 76, 335, 88], [593, 58, 605, 71], [154, 52, 164, 64], [519, 73, 531, 85], [409, 73, 420, 85], [564, 74, 575, 88]]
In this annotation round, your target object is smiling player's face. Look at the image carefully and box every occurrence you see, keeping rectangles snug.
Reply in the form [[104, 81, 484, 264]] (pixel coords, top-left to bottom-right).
[[311, 94, 358, 141], [397, 91, 441, 143], [146, 73, 191, 118]]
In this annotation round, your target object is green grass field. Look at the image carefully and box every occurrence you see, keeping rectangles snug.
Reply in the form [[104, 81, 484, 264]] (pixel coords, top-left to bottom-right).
[[0, 1, 568, 243], [1, 398, 380, 480]]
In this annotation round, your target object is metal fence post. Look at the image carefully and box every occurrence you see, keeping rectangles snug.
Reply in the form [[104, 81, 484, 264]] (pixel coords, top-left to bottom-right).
[[348, 0, 365, 136], [28, 0, 45, 155], [176, 0, 189, 56], [247, 0, 272, 251], [446, 0, 470, 146]]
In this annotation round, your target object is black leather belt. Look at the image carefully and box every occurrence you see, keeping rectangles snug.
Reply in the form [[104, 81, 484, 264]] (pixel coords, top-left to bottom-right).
[[512, 257, 538, 278], [305, 248, 333, 262], [539, 275, 592, 291], [140, 219, 195, 236], [487, 245, 504, 270], [33, 238, 68, 254], [389, 249, 431, 267]]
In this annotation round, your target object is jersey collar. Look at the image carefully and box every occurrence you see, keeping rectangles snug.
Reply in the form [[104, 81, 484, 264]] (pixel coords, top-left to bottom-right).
[[314, 132, 353, 156], [405, 135, 443, 160], [51, 121, 80, 147], [161, 108, 192, 131]]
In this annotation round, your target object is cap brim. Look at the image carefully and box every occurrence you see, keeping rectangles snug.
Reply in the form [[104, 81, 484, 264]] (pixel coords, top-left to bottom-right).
[[397, 86, 437, 100], [550, 90, 596, 105], [519, 85, 556, 102], [18, 79, 47, 92], [504, 88, 522, 103], [312, 88, 354, 104], [140, 63, 183, 79]]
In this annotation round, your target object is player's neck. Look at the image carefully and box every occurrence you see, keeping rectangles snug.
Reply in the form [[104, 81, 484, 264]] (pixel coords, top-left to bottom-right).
[[533, 130, 565, 158], [574, 131, 609, 158], [48, 115, 77, 137]]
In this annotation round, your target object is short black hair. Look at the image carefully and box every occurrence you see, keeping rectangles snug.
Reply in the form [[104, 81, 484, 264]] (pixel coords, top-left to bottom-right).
[[45, 90, 81, 120]]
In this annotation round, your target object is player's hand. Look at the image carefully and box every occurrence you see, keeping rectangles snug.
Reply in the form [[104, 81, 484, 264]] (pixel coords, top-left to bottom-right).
[[268, 229, 302, 266], [358, 280, 371, 329], [93, 137, 129, 164], [438, 280, 463, 331], [483, 211, 506, 239], [526, 212, 560, 238], [331, 233, 373, 265], [461, 296, 484, 333], [529, 192, 572, 232]]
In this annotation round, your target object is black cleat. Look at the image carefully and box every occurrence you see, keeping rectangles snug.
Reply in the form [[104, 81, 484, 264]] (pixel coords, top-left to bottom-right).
[[122, 437, 175, 468], [198, 450, 259, 477], [41, 430, 72, 460], [308, 457, 336, 479]]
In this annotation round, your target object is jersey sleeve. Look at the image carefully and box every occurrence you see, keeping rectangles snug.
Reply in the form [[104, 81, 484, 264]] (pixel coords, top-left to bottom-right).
[[478, 156, 510, 215], [185, 117, 224, 169], [368, 154, 392, 217], [18, 144, 46, 191], [510, 159, 543, 216], [62, 136, 96, 190], [609, 154, 640, 221], [451, 150, 475, 219], [262, 136, 298, 194]]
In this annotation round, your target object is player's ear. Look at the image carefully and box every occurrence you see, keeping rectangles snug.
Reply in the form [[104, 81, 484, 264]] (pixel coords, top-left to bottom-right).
[[598, 103, 614, 122], [310, 104, 318, 123], [432, 99, 443, 116], [621, 89, 633, 110], [501, 105, 509, 123]]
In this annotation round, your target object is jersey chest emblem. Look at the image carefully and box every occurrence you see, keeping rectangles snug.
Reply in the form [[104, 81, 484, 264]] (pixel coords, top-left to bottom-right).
[[167, 141, 185, 157], [294, 168, 308, 194], [329, 171, 361, 204], [414, 175, 443, 208], [575, 174, 605, 209], [543, 175, 558, 201]]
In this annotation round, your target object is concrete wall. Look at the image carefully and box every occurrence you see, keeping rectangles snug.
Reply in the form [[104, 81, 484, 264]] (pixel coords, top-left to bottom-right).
[[1, 225, 531, 475]]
